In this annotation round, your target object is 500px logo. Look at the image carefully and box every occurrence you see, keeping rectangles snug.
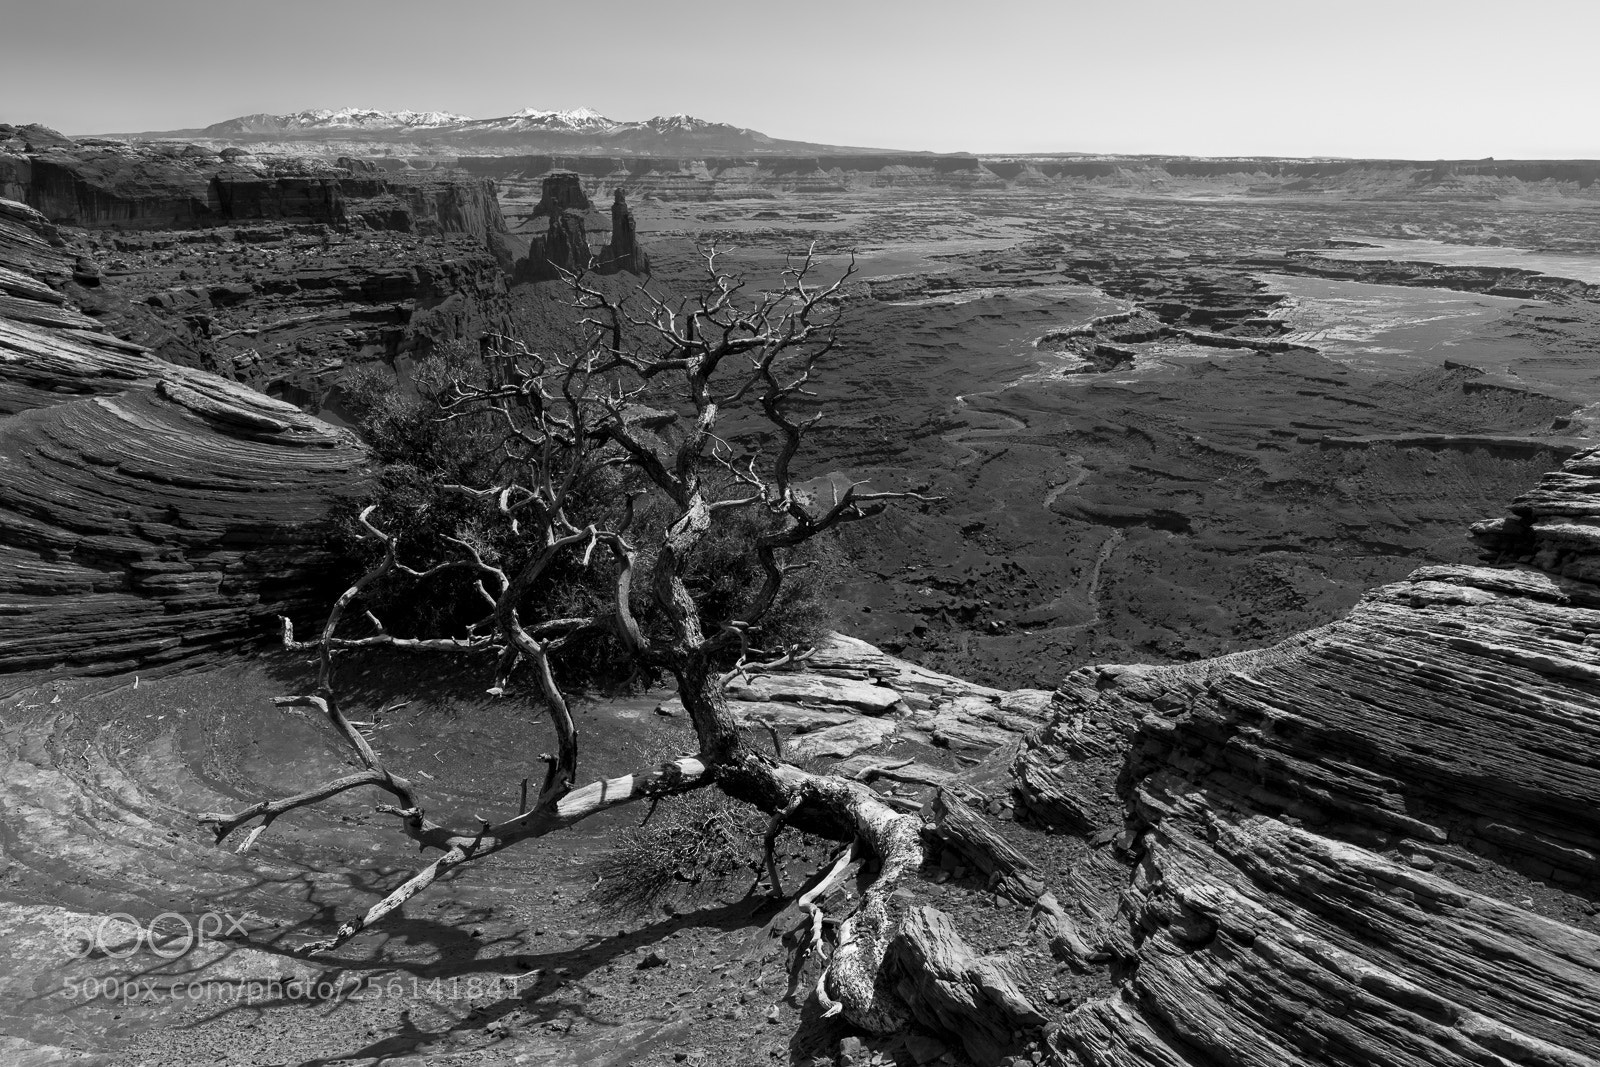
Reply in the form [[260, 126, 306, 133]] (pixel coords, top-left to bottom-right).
[[59, 912, 261, 960]]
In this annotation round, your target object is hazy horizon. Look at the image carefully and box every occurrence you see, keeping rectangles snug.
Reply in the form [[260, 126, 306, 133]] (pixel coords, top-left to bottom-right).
[[3, 0, 1596, 159]]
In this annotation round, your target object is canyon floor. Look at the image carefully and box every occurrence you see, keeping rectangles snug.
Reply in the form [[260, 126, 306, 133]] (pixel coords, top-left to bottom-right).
[[4, 167, 1600, 1066], [566, 184, 1600, 688]]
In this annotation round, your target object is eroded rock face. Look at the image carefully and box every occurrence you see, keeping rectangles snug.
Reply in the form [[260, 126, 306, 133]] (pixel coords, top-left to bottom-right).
[[0, 127, 520, 410], [518, 172, 596, 281], [529, 171, 591, 217], [595, 188, 649, 276], [0, 197, 369, 674], [0, 126, 511, 245], [1473, 448, 1600, 583], [1009, 449, 1600, 1065], [526, 209, 592, 281]]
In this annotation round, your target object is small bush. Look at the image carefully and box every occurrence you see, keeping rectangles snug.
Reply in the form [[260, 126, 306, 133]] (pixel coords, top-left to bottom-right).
[[584, 789, 766, 916]]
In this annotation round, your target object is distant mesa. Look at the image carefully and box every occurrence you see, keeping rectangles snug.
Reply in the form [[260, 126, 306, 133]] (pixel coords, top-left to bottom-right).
[[517, 173, 648, 281]]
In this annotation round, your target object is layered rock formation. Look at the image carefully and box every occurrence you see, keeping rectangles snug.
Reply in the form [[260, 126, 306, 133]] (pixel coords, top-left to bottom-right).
[[656, 452, 1600, 1065], [993, 451, 1600, 1065], [71, 222, 514, 412], [0, 126, 521, 405], [517, 172, 593, 281], [529, 171, 591, 216], [462, 153, 1600, 202], [469, 153, 1001, 200], [0, 125, 512, 247], [593, 458, 1600, 1065], [517, 173, 648, 281], [0, 197, 370, 673]]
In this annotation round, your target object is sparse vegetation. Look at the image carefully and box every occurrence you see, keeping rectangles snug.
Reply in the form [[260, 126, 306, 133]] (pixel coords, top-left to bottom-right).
[[207, 249, 941, 1033], [326, 337, 841, 687], [585, 790, 766, 915]]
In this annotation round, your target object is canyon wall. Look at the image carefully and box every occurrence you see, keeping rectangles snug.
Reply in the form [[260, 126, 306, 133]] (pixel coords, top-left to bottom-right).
[[1002, 448, 1600, 1066], [0, 196, 370, 674], [460, 152, 1600, 201], [0, 129, 521, 418], [0, 124, 512, 245]]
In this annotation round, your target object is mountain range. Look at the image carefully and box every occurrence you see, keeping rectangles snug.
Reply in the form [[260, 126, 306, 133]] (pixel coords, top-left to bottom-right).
[[107, 106, 898, 157]]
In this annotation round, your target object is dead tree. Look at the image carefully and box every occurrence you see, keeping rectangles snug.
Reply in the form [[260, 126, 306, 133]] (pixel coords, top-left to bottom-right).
[[200, 245, 935, 1031]]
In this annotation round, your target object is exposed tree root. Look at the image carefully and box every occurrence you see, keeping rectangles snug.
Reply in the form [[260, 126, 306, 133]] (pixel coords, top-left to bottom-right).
[[762, 797, 805, 898], [799, 841, 859, 964]]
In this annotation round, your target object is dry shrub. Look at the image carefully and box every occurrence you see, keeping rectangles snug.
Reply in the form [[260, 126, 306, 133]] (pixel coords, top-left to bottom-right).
[[585, 789, 766, 916]]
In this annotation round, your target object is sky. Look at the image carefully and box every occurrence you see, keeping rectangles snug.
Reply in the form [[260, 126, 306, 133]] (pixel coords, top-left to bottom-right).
[[2, 0, 1595, 158]]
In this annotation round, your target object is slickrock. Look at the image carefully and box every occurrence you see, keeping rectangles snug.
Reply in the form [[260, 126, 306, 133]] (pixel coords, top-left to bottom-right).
[[786, 717, 899, 761], [734, 634, 1050, 759], [0, 197, 369, 674], [1009, 446, 1600, 1066], [805, 632, 1009, 710], [727, 672, 904, 714], [654, 635, 1059, 773]]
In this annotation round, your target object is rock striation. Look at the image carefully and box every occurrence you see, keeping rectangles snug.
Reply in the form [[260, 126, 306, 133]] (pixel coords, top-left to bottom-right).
[[0, 196, 370, 674], [1005, 447, 1600, 1066], [72, 222, 514, 412]]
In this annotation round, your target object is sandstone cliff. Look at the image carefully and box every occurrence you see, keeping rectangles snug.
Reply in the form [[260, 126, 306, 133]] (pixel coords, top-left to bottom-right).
[[0, 196, 370, 674], [516, 173, 649, 281], [699, 453, 1600, 1065], [0, 125, 512, 250], [991, 454, 1600, 1065]]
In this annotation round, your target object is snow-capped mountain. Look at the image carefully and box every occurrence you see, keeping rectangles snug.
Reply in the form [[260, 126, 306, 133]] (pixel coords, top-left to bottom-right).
[[200, 108, 472, 136], [131, 106, 882, 156], [292, 108, 472, 129], [643, 114, 719, 132], [499, 107, 618, 131]]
